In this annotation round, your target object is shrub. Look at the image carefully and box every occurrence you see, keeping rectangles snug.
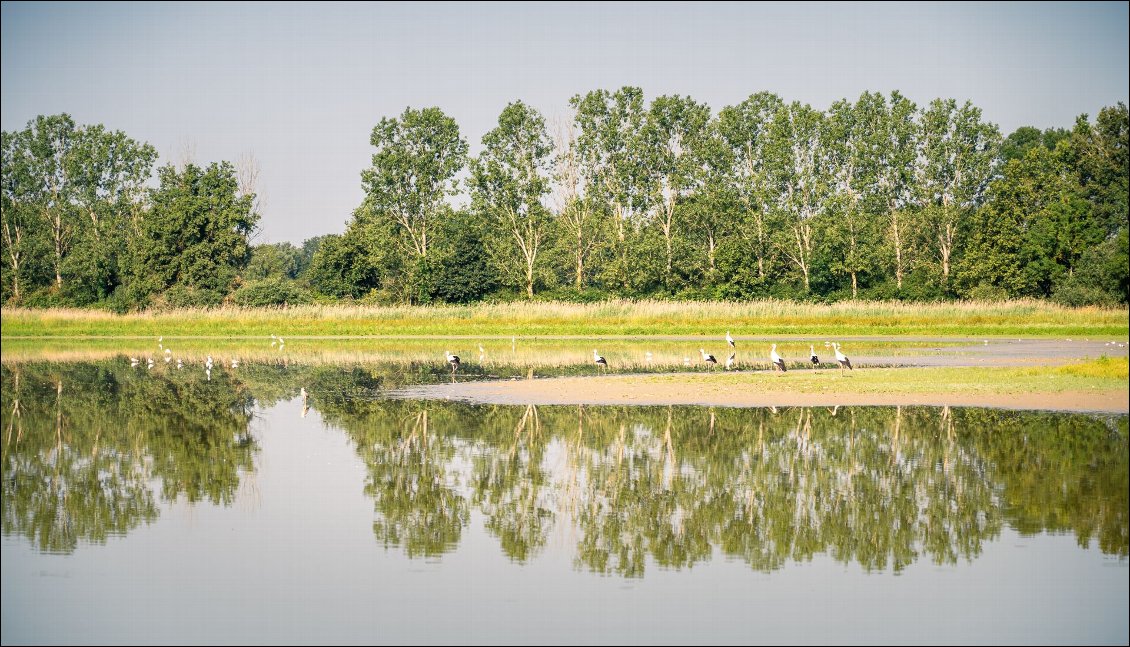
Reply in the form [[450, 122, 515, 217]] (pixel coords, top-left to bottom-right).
[[162, 285, 224, 308], [231, 279, 310, 307]]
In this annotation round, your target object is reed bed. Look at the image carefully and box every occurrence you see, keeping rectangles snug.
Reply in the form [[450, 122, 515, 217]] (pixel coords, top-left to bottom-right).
[[3, 299, 1127, 338]]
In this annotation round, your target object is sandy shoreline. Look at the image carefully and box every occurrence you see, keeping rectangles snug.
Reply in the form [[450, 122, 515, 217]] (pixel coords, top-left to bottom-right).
[[393, 373, 1129, 413]]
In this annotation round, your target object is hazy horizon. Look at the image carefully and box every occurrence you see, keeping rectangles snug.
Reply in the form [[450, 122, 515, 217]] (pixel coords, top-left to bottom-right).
[[3, 1, 1127, 245]]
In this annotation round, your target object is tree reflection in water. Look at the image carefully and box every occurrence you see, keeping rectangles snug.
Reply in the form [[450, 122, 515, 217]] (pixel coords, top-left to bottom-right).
[[3, 360, 1126, 574], [2, 362, 256, 553]]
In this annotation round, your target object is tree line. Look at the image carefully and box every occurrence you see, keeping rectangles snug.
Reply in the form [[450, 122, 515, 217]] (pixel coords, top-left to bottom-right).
[[2, 91, 1126, 310]]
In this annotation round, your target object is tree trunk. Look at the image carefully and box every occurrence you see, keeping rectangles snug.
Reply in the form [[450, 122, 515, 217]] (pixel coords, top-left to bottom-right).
[[851, 272, 858, 299], [2, 221, 21, 300], [756, 213, 766, 278], [575, 229, 584, 290], [893, 211, 904, 289], [665, 230, 673, 279], [707, 233, 716, 281]]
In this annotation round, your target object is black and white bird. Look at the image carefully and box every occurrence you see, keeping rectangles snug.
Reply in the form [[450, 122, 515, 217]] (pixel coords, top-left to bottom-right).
[[725, 352, 735, 370], [700, 348, 718, 369], [810, 344, 819, 367], [445, 351, 461, 374], [726, 331, 735, 349], [593, 349, 607, 370], [770, 344, 787, 373], [833, 343, 853, 376]]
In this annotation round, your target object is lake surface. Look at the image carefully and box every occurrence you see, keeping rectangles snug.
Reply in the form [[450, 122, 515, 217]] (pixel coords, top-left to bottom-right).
[[2, 359, 1127, 644]]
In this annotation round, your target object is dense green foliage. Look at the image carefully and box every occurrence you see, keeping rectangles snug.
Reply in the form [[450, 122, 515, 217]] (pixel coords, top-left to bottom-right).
[[3, 95, 1126, 310]]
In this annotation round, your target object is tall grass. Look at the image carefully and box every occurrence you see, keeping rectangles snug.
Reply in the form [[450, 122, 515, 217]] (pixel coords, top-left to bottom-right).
[[2, 299, 1127, 337]]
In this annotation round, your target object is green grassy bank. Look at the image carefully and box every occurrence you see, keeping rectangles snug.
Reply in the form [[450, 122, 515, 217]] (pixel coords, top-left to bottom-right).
[[3, 300, 1127, 338]]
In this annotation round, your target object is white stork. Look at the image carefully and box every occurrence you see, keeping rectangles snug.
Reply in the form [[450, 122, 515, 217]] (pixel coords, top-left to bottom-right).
[[593, 349, 608, 370], [726, 331, 735, 349], [770, 344, 787, 373], [833, 343, 853, 376], [700, 348, 718, 369], [445, 351, 461, 374], [725, 352, 735, 370], [810, 344, 819, 367]]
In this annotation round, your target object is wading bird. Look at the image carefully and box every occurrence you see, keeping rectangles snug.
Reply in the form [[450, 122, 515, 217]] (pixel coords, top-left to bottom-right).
[[810, 344, 819, 367], [726, 352, 735, 370], [770, 344, 787, 373], [833, 343, 853, 376], [726, 331, 735, 349], [593, 350, 607, 370], [700, 348, 718, 369], [445, 351, 461, 374]]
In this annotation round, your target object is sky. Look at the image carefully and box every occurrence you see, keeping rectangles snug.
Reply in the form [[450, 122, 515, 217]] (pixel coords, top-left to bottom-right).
[[2, 1, 1127, 245]]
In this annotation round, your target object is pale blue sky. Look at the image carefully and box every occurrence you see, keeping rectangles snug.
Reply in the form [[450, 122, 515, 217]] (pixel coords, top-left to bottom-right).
[[3, 1, 1127, 244]]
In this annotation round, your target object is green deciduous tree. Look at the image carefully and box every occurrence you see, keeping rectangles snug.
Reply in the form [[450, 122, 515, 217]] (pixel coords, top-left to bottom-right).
[[716, 92, 785, 283], [361, 107, 467, 297], [571, 87, 648, 291], [641, 95, 712, 288], [918, 99, 1001, 282], [131, 162, 258, 303], [765, 102, 830, 292], [471, 101, 555, 299]]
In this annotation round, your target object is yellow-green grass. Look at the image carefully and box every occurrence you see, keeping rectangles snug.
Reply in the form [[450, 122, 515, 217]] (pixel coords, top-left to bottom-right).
[[622, 357, 1130, 396], [2, 299, 1127, 338]]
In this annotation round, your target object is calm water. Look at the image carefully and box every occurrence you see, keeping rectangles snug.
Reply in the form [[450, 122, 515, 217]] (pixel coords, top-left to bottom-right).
[[2, 360, 1127, 644]]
